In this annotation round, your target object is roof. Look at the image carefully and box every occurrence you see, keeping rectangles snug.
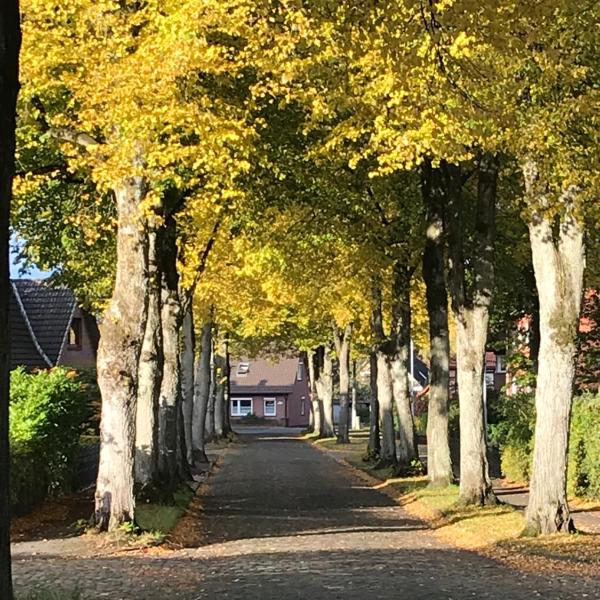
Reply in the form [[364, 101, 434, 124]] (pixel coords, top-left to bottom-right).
[[230, 356, 301, 395], [9, 279, 77, 369]]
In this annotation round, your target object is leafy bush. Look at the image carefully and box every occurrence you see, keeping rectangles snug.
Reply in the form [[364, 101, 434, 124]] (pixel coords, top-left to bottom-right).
[[489, 391, 535, 482], [10, 367, 90, 512], [568, 393, 600, 499], [491, 388, 600, 498]]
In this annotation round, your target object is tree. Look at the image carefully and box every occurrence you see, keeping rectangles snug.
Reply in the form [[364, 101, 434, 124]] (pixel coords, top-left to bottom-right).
[[333, 323, 352, 444], [0, 1, 20, 596]]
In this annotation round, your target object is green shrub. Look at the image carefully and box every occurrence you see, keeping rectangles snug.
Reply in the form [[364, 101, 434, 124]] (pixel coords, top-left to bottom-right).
[[9, 367, 90, 512], [489, 391, 535, 483], [568, 393, 600, 499], [491, 388, 600, 499]]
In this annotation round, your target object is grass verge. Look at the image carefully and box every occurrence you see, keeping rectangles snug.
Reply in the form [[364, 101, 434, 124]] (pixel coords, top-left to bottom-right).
[[312, 432, 600, 573]]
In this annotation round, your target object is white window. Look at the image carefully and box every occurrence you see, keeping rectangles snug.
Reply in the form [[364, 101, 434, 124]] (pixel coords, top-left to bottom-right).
[[264, 398, 276, 417], [496, 355, 506, 373], [231, 398, 252, 416], [297, 362, 303, 381], [300, 397, 306, 416], [237, 362, 250, 375], [485, 372, 495, 388]]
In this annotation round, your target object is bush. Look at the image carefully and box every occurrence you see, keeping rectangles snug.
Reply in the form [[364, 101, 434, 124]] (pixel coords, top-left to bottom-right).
[[491, 389, 600, 499], [10, 367, 90, 512], [489, 391, 535, 483], [569, 393, 600, 499]]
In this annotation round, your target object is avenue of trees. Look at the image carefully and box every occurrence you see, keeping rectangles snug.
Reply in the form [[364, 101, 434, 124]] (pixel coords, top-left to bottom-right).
[[1, 1, 599, 595]]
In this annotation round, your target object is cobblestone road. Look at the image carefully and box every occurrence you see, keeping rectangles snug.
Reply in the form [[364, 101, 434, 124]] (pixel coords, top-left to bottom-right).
[[13, 433, 600, 599]]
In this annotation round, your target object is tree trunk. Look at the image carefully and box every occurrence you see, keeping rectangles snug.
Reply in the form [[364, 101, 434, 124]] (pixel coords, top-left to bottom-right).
[[351, 360, 360, 430], [95, 176, 148, 531], [180, 305, 195, 466], [205, 335, 216, 441], [334, 324, 352, 444], [308, 349, 323, 436], [192, 320, 212, 464], [376, 350, 397, 467], [157, 218, 183, 487], [391, 270, 417, 467], [0, 4, 20, 594], [135, 225, 162, 486], [371, 284, 396, 467], [445, 156, 498, 506], [223, 338, 232, 434], [524, 163, 585, 535], [367, 352, 381, 459], [214, 346, 226, 439], [315, 345, 335, 437], [455, 307, 494, 504], [421, 160, 453, 487]]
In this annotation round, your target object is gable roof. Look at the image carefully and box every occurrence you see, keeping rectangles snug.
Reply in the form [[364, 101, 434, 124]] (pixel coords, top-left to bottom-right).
[[230, 357, 301, 395], [9, 279, 77, 369]]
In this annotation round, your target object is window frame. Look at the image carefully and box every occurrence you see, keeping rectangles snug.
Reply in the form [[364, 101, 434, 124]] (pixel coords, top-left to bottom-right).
[[231, 397, 253, 417], [263, 397, 277, 417], [68, 317, 82, 350]]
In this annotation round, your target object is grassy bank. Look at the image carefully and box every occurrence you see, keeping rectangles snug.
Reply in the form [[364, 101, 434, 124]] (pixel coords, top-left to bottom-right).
[[311, 433, 600, 573]]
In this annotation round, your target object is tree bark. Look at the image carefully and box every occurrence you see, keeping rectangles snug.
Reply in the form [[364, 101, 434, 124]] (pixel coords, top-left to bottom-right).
[[524, 162, 585, 535], [350, 360, 360, 430], [192, 320, 212, 464], [334, 324, 352, 444], [421, 160, 453, 487], [367, 352, 381, 459], [0, 3, 20, 594], [371, 284, 397, 467], [205, 334, 216, 441], [223, 337, 232, 435], [445, 156, 498, 506], [391, 268, 417, 467], [157, 216, 184, 487], [214, 344, 226, 439], [308, 350, 323, 436], [95, 176, 149, 531], [180, 305, 195, 465], [314, 344, 335, 437], [135, 224, 162, 486]]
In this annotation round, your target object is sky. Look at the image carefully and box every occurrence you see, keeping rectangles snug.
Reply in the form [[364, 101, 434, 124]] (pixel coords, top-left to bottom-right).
[[9, 236, 51, 280]]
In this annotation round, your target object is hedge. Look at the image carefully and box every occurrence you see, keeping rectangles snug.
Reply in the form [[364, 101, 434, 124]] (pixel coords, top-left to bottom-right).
[[490, 390, 600, 500], [10, 367, 90, 514]]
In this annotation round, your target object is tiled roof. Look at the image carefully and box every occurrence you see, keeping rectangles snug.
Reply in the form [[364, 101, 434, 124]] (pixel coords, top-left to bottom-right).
[[230, 356, 300, 395], [9, 279, 77, 369]]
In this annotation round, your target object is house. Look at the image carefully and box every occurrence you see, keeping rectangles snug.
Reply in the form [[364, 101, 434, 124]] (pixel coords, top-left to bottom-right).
[[229, 356, 310, 427], [9, 279, 99, 370]]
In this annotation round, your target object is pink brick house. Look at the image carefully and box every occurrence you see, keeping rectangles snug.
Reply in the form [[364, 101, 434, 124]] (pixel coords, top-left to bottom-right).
[[230, 356, 310, 427]]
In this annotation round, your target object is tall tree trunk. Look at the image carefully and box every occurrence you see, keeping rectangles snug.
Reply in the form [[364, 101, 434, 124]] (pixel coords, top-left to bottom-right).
[[135, 225, 162, 486], [308, 349, 323, 436], [524, 163, 585, 535], [445, 156, 498, 506], [376, 350, 397, 467], [350, 359, 360, 430], [214, 345, 226, 439], [223, 337, 232, 435], [157, 217, 183, 487], [391, 268, 417, 467], [315, 344, 335, 437], [205, 335, 216, 441], [0, 4, 20, 594], [421, 160, 453, 487], [95, 176, 149, 531], [180, 305, 195, 466], [334, 324, 352, 444], [367, 352, 381, 459], [192, 320, 212, 464], [372, 285, 397, 467]]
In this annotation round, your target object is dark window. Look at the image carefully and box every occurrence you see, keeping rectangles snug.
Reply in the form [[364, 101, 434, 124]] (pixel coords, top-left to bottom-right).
[[68, 318, 82, 349]]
